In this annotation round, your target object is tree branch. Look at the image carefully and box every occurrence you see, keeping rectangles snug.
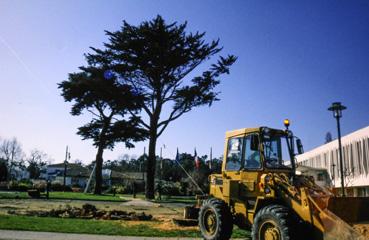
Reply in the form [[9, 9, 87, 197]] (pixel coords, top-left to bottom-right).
[[128, 109, 150, 130], [126, 78, 153, 118], [157, 103, 190, 137], [87, 109, 101, 119]]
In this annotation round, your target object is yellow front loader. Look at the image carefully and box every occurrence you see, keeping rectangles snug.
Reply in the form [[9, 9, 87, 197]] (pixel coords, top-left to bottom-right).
[[196, 122, 369, 240]]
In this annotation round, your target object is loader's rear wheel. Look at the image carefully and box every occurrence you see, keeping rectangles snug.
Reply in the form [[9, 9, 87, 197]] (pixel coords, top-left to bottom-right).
[[198, 198, 233, 240], [251, 205, 292, 240]]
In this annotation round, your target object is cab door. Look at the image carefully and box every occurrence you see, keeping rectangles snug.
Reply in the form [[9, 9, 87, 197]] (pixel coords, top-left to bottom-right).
[[239, 133, 262, 200]]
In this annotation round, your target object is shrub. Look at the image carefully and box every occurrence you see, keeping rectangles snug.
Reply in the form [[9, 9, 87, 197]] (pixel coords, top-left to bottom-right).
[[8, 181, 31, 191], [158, 181, 181, 196], [34, 182, 46, 192], [27, 189, 40, 198], [114, 185, 128, 194], [0, 181, 8, 190], [51, 182, 72, 192], [72, 187, 82, 192]]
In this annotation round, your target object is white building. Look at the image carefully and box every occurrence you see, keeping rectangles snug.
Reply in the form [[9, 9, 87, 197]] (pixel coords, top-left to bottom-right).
[[296, 126, 369, 197]]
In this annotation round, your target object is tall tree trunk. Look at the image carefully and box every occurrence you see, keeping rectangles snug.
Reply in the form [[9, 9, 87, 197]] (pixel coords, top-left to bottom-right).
[[145, 109, 160, 199], [94, 144, 104, 194], [145, 130, 157, 199], [94, 120, 109, 195]]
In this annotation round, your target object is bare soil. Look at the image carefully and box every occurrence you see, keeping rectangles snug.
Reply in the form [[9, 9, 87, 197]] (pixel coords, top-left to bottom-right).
[[353, 222, 369, 239], [0, 198, 189, 231]]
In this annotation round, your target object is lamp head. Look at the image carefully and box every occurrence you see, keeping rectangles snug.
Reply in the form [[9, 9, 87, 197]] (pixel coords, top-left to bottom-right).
[[328, 102, 347, 118]]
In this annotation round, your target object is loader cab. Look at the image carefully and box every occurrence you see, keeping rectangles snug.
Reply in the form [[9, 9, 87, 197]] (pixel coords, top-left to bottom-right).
[[222, 126, 301, 173]]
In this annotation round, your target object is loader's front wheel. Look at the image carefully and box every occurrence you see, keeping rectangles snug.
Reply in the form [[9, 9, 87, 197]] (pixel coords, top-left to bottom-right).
[[251, 205, 292, 240], [198, 198, 233, 240]]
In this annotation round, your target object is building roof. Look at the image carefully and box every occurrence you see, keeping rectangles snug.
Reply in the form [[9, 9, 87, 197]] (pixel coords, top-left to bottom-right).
[[66, 167, 90, 178], [47, 163, 90, 178], [48, 163, 83, 168], [296, 165, 327, 172]]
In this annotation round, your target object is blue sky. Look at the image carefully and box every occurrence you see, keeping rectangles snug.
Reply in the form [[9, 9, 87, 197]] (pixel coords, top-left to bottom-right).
[[0, 1, 368, 163]]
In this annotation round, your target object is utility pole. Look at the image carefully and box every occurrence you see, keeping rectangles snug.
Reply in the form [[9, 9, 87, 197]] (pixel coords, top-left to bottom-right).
[[63, 146, 69, 190]]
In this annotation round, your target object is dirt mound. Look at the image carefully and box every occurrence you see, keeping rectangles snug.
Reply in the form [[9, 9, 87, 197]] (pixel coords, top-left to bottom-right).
[[7, 203, 152, 221], [353, 223, 369, 239]]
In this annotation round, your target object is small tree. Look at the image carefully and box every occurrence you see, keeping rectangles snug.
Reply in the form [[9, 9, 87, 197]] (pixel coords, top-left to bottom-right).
[[27, 149, 48, 179], [0, 158, 7, 181], [59, 66, 147, 194], [87, 15, 236, 198], [0, 137, 24, 180], [325, 132, 333, 143]]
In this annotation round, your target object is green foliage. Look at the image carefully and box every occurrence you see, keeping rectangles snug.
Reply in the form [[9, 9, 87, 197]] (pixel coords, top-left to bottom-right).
[[0, 191, 124, 201], [59, 69, 147, 151], [113, 185, 127, 194], [59, 31, 148, 194], [157, 181, 182, 196], [33, 182, 46, 192], [8, 181, 32, 191], [0, 191, 28, 199]]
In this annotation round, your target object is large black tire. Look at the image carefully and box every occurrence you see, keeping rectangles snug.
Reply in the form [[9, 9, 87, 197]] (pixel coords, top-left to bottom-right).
[[198, 198, 233, 240], [251, 205, 293, 240]]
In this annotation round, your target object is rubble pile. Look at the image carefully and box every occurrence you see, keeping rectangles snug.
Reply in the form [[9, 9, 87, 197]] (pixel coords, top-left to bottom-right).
[[7, 203, 152, 221]]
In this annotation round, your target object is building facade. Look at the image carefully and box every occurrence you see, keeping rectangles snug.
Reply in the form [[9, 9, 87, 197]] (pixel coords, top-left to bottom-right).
[[296, 126, 369, 197]]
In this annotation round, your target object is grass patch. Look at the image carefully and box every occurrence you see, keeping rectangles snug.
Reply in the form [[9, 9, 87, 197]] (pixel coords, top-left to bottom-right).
[[0, 191, 125, 202], [0, 192, 28, 199], [0, 214, 250, 238]]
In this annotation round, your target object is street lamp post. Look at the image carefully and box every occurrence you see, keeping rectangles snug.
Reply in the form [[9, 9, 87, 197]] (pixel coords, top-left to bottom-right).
[[328, 102, 347, 197]]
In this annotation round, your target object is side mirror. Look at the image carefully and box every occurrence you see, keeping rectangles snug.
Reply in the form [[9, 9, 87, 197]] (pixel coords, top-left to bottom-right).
[[250, 135, 259, 151], [296, 139, 304, 154]]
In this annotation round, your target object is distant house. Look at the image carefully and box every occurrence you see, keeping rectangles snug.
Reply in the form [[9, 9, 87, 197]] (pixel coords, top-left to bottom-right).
[[12, 167, 30, 181], [44, 163, 90, 187], [43, 163, 145, 188], [111, 171, 146, 185], [102, 169, 146, 186]]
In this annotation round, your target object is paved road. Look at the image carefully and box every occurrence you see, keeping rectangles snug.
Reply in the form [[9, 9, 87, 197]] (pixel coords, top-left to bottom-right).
[[0, 230, 199, 240]]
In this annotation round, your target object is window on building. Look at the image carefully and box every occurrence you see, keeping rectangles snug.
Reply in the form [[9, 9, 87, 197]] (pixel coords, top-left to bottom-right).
[[317, 172, 325, 181]]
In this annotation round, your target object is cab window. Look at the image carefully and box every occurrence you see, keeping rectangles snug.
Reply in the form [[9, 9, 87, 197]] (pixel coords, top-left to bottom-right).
[[225, 137, 243, 171], [244, 134, 261, 169]]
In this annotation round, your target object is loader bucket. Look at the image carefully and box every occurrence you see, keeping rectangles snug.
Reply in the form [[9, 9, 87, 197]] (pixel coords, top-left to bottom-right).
[[300, 183, 369, 239], [327, 197, 369, 223], [319, 208, 367, 240]]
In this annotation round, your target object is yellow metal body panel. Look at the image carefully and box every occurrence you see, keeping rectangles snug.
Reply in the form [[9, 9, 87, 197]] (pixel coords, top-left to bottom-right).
[[208, 126, 366, 238]]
